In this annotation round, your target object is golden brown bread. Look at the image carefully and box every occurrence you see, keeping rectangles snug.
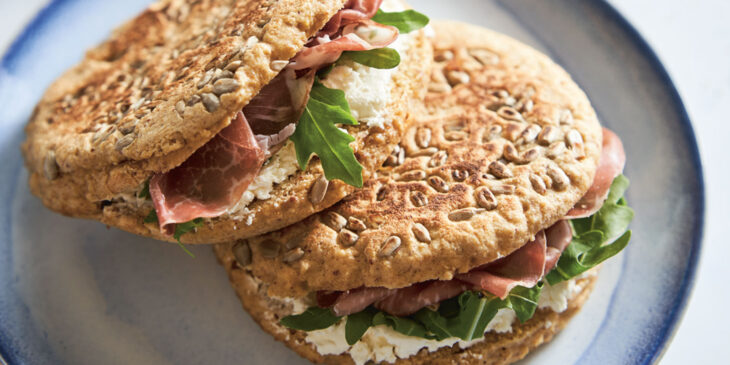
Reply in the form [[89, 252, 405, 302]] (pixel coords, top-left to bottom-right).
[[215, 21, 603, 297]]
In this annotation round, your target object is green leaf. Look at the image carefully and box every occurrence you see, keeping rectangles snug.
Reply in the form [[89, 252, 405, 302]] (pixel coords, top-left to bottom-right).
[[414, 292, 499, 341], [580, 230, 632, 267], [144, 209, 158, 224], [138, 181, 150, 200], [547, 175, 635, 285], [343, 48, 401, 69], [372, 9, 430, 33], [280, 307, 342, 331], [142, 209, 197, 258], [316, 63, 336, 79], [174, 218, 203, 242], [308, 81, 355, 116], [290, 82, 363, 187], [173, 219, 202, 258], [592, 204, 634, 240], [570, 216, 593, 236], [606, 174, 630, 204], [346, 308, 376, 345], [505, 284, 543, 323], [372, 312, 430, 338]]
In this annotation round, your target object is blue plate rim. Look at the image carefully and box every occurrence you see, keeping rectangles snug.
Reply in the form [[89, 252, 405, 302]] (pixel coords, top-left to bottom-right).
[[0, 0, 705, 364], [589, 2, 705, 363], [495, 1, 706, 363]]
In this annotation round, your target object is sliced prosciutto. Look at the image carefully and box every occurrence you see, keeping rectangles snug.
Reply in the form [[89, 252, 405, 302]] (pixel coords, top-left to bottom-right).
[[566, 128, 626, 218], [288, 0, 398, 72], [149, 112, 266, 233], [331, 287, 394, 317], [375, 280, 470, 317], [457, 231, 548, 300], [288, 21, 399, 71], [544, 220, 573, 270], [318, 0, 384, 35], [244, 69, 313, 137], [320, 220, 574, 316]]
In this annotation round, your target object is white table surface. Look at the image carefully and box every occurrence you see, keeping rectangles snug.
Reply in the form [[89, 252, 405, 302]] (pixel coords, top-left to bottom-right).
[[1, 1, 727, 363]]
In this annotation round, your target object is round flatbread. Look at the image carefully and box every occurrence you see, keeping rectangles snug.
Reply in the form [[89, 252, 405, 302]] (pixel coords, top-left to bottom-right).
[[213, 248, 597, 365], [21, 0, 433, 243], [218, 21, 603, 298]]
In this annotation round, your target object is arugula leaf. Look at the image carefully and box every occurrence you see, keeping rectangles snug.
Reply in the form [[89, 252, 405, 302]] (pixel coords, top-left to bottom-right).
[[280, 307, 341, 331], [414, 285, 542, 341], [290, 82, 363, 187], [415, 291, 499, 341], [372, 9, 430, 33], [144, 209, 158, 224], [546, 175, 634, 285], [607, 174, 630, 204], [592, 204, 634, 241], [138, 181, 151, 200], [343, 48, 401, 69], [346, 308, 376, 345], [143, 210, 197, 258], [505, 283, 544, 322], [372, 312, 431, 338], [308, 81, 353, 115], [174, 218, 203, 242]]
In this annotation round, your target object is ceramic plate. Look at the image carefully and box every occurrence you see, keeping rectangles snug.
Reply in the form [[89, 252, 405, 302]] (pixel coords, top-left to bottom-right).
[[0, 0, 704, 364]]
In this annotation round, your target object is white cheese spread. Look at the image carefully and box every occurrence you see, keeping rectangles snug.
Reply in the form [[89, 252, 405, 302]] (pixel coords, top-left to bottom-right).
[[225, 141, 299, 219], [321, 0, 411, 129]]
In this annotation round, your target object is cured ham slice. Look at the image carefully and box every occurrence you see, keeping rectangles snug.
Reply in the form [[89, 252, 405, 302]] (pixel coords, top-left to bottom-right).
[[375, 280, 469, 317], [149, 112, 266, 233], [320, 221, 574, 315], [319, 0, 384, 35], [457, 231, 548, 300], [566, 128, 626, 218], [244, 69, 313, 136], [255, 123, 296, 158], [331, 287, 394, 317], [545, 220, 573, 270], [288, 20, 399, 71]]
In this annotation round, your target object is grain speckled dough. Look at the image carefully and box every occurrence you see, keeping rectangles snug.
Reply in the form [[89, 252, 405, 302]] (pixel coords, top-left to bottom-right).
[[219, 21, 603, 298], [213, 250, 598, 365], [21, 0, 433, 243]]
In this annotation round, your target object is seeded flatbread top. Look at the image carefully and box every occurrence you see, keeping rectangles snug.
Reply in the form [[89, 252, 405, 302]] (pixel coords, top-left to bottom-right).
[[215, 21, 603, 298], [22, 0, 348, 214]]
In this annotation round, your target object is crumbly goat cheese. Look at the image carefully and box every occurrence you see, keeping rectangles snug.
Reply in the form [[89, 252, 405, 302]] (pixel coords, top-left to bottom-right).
[[225, 142, 300, 219], [321, 33, 411, 130], [320, 0, 410, 129], [304, 274, 593, 365]]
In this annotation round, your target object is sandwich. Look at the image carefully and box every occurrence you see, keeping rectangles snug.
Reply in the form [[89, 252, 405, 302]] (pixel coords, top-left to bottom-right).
[[214, 22, 634, 364], [21, 0, 432, 248]]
